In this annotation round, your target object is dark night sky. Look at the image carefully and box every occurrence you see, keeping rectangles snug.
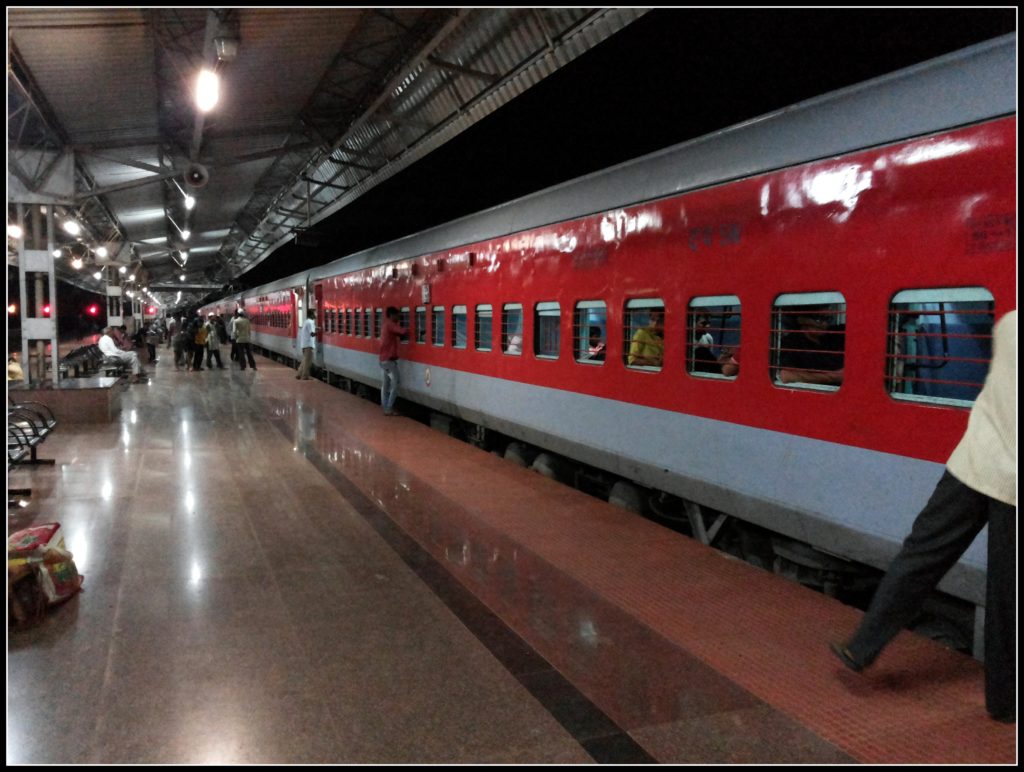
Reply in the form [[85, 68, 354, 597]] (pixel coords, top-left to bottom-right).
[[242, 8, 1015, 289]]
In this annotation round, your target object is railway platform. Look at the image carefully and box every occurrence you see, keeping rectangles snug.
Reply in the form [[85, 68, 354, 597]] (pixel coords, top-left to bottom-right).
[[6, 351, 1016, 764]]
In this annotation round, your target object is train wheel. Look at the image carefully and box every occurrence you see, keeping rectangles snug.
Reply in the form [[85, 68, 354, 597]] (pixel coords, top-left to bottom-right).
[[530, 452, 566, 482], [608, 481, 643, 513], [504, 442, 535, 468]]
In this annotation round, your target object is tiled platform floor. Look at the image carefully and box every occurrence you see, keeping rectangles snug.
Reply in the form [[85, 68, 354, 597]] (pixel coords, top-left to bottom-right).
[[7, 350, 1017, 763]]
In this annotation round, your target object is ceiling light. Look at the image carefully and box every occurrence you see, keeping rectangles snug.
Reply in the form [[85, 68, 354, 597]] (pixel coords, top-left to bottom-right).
[[181, 229, 191, 241], [119, 266, 127, 274], [62, 219, 81, 236], [71, 257, 83, 270], [52, 249, 62, 258], [96, 246, 108, 258], [215, 37, 239, 63], [128, 274, 135, 282], [7, 224, 23, 240], [93, 271, 103, 280], [196, 69, 219, 112], [185, 195, 196, 210], [180, 274, 186, 282]]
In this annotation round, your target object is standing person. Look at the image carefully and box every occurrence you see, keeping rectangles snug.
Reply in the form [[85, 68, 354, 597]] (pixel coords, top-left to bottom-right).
[[295, 309, 317, 380], [830, 309, 1016, 724], [379, 306, 407, 416], [204, 313, 225, 369], [228, 309, 240, 362], [166, 315, 177, 350], [233, 310, 256, 370], [190, 312, 207, 372], [144, 322, 160, 364], [172, 320, 187, 370]]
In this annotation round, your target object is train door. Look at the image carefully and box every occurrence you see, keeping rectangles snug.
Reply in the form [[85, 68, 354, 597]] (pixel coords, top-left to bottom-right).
[[312, 281, 324, 369]]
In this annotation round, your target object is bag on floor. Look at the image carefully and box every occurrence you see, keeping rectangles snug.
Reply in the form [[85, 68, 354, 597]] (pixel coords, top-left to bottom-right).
[[8, 523, 84, 606]]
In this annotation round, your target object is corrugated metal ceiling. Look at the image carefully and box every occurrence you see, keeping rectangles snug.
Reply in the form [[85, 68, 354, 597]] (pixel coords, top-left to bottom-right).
[[8, 8, 647, 309]]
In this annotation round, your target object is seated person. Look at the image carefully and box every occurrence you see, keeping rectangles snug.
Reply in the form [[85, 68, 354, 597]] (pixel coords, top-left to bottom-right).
[[778, 312, 844, 385], [718, 346, 740, 377], [628, 310, 664, 368], [692, 345, 719, 373], [98, 326, 146, 383], [505, 332, 522, 355], [8, 351, 24, 381], [587, 326, 606, 361]]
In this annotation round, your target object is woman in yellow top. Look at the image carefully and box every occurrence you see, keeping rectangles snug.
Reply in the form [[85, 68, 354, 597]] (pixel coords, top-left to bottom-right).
[[628, 309, 664, 367]]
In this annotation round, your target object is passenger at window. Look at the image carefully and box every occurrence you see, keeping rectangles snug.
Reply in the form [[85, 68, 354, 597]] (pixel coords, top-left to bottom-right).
[[628, 309, 664, 367], [506, 330, 523, 355], [695, 316, 714, 347], [587, 326, 606, 361], [718, 346, 740, 377], [692, 317, 720, 373], [778, 312, 844, 385]]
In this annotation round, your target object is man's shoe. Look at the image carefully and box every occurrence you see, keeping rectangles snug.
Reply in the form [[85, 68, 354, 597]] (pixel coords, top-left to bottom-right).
[[829, 641, 864, 673]]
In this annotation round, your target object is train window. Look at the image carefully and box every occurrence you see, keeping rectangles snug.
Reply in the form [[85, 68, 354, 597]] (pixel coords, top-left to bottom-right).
[[452, 305, 468, 349], [399, 307, 410, 343], [432, 306, 445, 346], [573, 301, 606, 364], [688, 296, 741, 379], [363, 309, 371, 338], [624, 298, 664, 371], [415, 306, 426, 344], [771, 292, 846, 391], [375, 308, 383, 339], [886, 287, 995, 407], [343, 308, 351, 336], [475, 305, 493, 352], [534, 302, 560, 359], [356, 308, 365, 338], [502, 303, 523, 355]]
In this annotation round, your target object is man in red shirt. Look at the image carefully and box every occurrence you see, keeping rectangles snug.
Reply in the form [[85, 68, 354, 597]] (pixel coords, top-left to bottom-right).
[[379, 306, 407, 416]]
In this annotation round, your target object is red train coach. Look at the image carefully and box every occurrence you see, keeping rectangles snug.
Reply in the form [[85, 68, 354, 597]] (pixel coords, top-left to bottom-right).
[[206, 36, 1015, 634]]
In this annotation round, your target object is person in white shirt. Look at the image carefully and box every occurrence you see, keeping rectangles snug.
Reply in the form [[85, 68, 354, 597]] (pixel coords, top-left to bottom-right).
[[830, 309, 1016, 724], [98, 326, 145, 382], [295, 310, 317, 380]]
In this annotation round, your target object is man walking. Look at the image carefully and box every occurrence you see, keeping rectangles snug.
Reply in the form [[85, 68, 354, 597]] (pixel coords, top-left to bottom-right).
[[830, 309, 1016, 724]]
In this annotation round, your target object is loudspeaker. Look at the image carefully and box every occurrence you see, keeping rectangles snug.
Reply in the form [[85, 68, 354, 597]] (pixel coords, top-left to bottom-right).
[[184, 163, 209, 188]]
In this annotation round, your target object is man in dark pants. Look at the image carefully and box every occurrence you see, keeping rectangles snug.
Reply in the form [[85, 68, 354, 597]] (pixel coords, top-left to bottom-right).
[[830, 310, 1016, 724]]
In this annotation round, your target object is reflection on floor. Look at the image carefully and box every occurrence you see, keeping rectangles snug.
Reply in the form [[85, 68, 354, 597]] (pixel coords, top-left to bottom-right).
[[7, 352, 1015, 763]]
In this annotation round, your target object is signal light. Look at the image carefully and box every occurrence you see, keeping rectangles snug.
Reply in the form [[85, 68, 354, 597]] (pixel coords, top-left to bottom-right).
[[87, 304, 100, 317], [8, 304, 17, 315], [42, 304, 52, 316]]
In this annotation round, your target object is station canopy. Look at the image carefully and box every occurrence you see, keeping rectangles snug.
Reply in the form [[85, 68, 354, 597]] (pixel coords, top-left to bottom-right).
[[8, 8, 645, 308]]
